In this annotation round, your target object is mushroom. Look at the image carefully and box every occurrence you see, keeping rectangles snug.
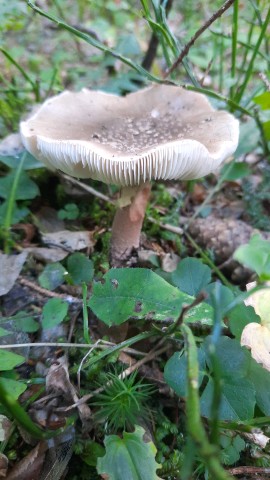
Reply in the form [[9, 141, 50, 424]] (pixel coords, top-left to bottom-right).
[[20, 84, 239, 267]]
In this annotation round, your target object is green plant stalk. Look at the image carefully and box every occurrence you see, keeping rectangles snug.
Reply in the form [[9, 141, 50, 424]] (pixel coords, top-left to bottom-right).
[[230, 0, 238, 100], [207, 283, 224, 445], [0, 48, 40, 101], [235, 6, 270, 103], [27, 1, 161, 84], [182, 324, 234, 480], [210, 29, 270, 63], [0, 380, 72, 440], [3, 151, 26, 253], [82, 282, 91, 344], [184, 231, 232, 288], [72, 331, 157, 373]]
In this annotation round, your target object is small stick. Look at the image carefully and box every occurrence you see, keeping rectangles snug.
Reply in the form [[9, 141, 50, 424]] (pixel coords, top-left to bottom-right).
[[60, 173, 114, 204], [58, 344, 168, 411], [228, 466, 270, 476], [18, 276, 81, 304], [164, 0, 236, 79], [148, 215, 183, 234], [0, 341, 146, 356]]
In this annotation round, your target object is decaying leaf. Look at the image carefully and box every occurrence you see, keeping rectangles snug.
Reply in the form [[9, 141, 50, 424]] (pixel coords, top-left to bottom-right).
[[0, 415, 12, 442], [241, 282, 270, 371], [5, 442, 47, 480], [42, 230, 94, 252], [46, 356, 91, 430], [0, 252, 28, 296], [0, 453, 8, 478], [241, 323, 270, 372], [0, 133, 24, 156], [25, 247, 68, 263]]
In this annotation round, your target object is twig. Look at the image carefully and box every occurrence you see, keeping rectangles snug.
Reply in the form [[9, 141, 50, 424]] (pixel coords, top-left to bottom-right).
[[58, 343, 168, 411], [164, 0, 236, 79], [0, 341, 146, 356], [147, 215, 183, 234], [18, 276, 81, 304], [59, 173, 114, 204], [167, 291, 208, 333], [228, 466, 270, 475]]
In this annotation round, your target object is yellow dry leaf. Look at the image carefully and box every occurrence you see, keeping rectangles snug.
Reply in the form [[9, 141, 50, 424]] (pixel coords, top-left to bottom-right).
[[241, 282, 270, 371]]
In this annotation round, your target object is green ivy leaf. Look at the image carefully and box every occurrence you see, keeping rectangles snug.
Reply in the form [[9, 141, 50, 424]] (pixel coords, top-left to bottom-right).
[[164, 348, 206, 397], [97, 425, 161, 480], [253, 91, 270, 110], [41, 298, 68, 329], [0, 350, 25, 371], [221, 161, 250, 181], [228, 303, 260, 339], [171, 257, 211, 296], [234, 235, 270, 281], [200, 376, 255, 421], [0, 200, 30, 224], [248, 358, 270, 415], [38, 262, 67, 290], [0, 377, 26, 400], [0, 151, 42, 170], [88, 268, 213, 326], [67, 252, 94, 285], [0, 170, 39, 200], [204, 336, 250, 380]]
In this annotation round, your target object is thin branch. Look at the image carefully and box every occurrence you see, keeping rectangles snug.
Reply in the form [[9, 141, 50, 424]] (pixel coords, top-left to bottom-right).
[[228, 466, 270, 476], [59, 173, 114, 204], [18, 276, 81, 304], [0, 341, 146, 356], [164, 0, 237, 79]]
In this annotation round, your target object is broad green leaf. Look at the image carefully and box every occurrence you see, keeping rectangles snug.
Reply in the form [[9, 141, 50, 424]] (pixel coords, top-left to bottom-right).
[[234, 235, 270, 281], [248, 358, 270, 415], [228, 303, 260, 339], [88, 268, 213, 326], [81, 440, 105, 467], [97, 425, 161, 480], [164, 348, 206, 397], [67, 253, 94, 285], [171, 258, 211, 296], [234, 119, 260, 157], [41, 298, 68, 329], [0, 151, 42, 170], [11, 311, 39, 333], [263, 120, 270, 141], [205, 283, 234, 316], [0, 377, 26, 400], [0, 200, 30, 224], [0, 170, 39, 200], [221, 161, 250, 181], [200, 376, 255, 421], [38, 262, 67, 290], [0, 327, 10, 337], [204, 336, 250, 380], [0, 350, 25, 371], [253, 92, 270, 110]]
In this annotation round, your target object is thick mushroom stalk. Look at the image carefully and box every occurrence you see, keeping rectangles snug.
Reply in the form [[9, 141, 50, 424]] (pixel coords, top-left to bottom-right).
[[110, 182, 151, 267]]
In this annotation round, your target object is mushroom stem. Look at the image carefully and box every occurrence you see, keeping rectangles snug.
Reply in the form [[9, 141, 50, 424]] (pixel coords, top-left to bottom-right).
[[110, 182, 151, 268]]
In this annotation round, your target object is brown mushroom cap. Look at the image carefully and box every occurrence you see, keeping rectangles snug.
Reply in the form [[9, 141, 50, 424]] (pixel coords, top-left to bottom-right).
[[20, 85, 239, 186]]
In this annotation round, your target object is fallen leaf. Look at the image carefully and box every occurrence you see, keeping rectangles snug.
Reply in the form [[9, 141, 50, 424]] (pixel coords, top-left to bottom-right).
[[0, 415, 12, 442], [245, 281, 270, 327], [5, 442, 47, 480], [0, 453, 8, 478], [0, 252, 28, 296], [241, 323, 270, 372], [0, 134, 24, 156], [24, 246, 68, 263], [42, 230, 94, 252]]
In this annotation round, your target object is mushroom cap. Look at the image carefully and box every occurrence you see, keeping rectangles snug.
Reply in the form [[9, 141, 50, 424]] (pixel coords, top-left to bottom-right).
[[20, 85, 239, 186]]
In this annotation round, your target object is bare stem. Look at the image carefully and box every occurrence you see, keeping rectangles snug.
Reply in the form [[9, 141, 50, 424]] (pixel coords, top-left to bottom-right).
[[110, 182, 151, 267]]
